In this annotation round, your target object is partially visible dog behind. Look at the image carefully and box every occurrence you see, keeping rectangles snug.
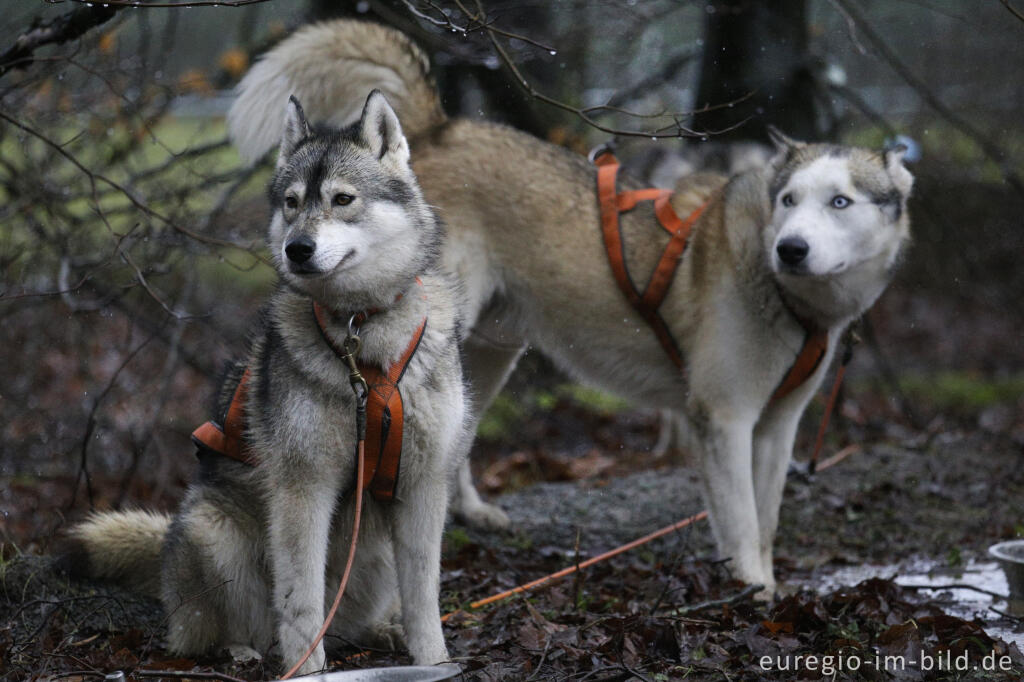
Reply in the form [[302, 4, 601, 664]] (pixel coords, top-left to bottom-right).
[[227, 20, 913, 597], [64, 91, 468, 675]]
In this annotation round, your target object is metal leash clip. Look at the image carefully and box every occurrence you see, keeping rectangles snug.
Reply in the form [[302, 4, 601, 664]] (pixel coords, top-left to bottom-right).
[[587, 139, 617, 163], [342, 314, 369, 406]]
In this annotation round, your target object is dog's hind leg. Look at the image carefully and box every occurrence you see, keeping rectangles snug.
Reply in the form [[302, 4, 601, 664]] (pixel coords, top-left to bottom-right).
[[162, 498, 273, 656], [752, 401, 804, 594], [451, 324, 525, 530]]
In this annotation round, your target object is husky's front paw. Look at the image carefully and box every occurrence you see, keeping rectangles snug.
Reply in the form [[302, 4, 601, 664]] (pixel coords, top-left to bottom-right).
[[753, 582, 776, 603], [457, 500, 510, 530], [278, 623, 325, 676], [408, 640, 450, 666], [367, 620, 404, 650], [226, 644, 263, 663]]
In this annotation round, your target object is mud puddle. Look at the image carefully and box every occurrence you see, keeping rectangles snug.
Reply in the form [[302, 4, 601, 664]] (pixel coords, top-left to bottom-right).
[[807, 557, 1023, 647]]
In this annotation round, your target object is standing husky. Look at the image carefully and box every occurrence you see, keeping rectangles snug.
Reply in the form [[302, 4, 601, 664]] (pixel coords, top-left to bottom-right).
[[227, 21, 912, 596], [67, 91, 468, 674]]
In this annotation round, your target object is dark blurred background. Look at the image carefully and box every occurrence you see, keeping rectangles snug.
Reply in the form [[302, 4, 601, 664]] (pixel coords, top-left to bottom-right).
[[1, 0, 1022, 554]]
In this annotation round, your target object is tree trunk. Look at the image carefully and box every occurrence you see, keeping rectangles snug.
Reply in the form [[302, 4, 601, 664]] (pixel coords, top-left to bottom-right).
[[692, 0, 818, 143]]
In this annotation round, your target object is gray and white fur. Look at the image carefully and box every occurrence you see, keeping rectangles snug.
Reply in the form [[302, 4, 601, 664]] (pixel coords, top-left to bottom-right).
[[225, 20, 913, 597], [66, 91, 469, 675]]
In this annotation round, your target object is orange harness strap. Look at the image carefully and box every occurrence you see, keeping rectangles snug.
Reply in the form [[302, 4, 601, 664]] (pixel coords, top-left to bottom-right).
[[771, 319, 829, 402], [595, 152, 705, 370], [593, 151, 827, 403], [190, 302, 427, 503], [191, 368, 257, 466], [312, 303, 427, 502]]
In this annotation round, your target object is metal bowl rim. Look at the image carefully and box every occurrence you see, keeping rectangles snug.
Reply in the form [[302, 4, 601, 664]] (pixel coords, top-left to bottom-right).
[[989, 539, 1024, 563]]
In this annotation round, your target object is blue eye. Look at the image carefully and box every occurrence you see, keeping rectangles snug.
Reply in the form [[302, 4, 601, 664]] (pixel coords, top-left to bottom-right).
[[781, 193, 795, 207], [830, 195, 852, 209]]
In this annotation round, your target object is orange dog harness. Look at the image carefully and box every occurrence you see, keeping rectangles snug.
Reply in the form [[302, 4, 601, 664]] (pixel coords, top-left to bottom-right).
[[191, 298, 427, 502], [593, 150, 827, 403]]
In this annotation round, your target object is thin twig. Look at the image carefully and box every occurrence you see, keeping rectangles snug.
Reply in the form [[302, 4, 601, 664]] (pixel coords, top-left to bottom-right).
[[67, 322, 165, 511], [1001, 0, 1024, 24], [403, 0, 748, 139], [401, 0, 557, 52], [130, 671, 248, 682], [825, 0, 868, 55], [61, 0, 273, 7], [525, 636, 553, 682], [832, 0, 1024, 195], [989, 606, 1023, 622], [659, 583, 764, 617], [900, 583, 1008, 600], [619, 665, 655, 682], [0, 110, 257, 252]]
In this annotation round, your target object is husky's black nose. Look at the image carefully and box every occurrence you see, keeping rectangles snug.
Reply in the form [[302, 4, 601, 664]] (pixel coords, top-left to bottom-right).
[[285, 236, 316, 264], [776, 237, 809, 266]]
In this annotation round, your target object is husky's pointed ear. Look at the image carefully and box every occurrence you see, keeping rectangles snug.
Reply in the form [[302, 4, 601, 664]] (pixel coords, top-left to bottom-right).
[[766, 125, 804, 170], [358, 90, 410, 167], [766, 125, 804, 154], [278, 95, 311, 166], [883, 144, 914, 196]]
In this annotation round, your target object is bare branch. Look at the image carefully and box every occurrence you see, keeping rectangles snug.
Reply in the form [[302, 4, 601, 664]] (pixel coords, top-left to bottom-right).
[[0, 109, 260, 252], [59, 0, 273, 7], [832, 0, 1024, 195], [604, 48, 701, 110], [401, 0, 556, 52], [0, 5, 118, 77], [825, 0, 868, 55], [131, 670, 248, 682], [1002, 0, 1024, 24], [67, 323, 164, 511], [659, 583, 764, 617], [401, 0, 745, 139]]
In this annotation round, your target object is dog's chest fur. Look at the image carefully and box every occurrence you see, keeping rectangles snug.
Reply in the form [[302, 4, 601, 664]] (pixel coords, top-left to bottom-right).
[[205, 271, 465, 499]]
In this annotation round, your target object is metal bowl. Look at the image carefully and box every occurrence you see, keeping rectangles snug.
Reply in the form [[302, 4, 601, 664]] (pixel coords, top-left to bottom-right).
[[280, 663, 462, 682], [990, 539, 1024, 615]]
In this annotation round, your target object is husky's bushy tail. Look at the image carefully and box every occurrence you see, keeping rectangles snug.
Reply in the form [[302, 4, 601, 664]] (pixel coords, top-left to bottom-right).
[[61, 510, 171, 598], [229, 20, 446, 164]]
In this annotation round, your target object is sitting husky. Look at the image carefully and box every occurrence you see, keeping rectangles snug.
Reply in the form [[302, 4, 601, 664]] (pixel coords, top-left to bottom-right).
[[227, 21, 913, 598], [66, 91, 468, 674]]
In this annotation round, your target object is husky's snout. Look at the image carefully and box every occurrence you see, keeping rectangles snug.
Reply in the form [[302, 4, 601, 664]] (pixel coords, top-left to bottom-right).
[[776, 236, 809, 268]]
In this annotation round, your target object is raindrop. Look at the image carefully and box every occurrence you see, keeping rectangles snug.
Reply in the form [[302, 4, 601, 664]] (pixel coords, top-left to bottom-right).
[[548, 50, 557, 56]]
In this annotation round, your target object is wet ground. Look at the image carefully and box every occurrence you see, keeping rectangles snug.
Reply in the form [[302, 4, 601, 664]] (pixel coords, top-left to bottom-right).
[[3, 400, 1023, 680]]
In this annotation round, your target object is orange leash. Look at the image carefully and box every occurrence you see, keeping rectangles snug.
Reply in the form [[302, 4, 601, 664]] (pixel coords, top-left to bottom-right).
[[808, 330, 857, 474], [441, 510, 709, 623]]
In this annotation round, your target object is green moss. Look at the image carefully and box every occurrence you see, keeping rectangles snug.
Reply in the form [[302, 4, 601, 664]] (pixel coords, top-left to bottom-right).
[[897, 372, 1024, 411], [557, 384, 629, 414], [443, 527, 472, 553], [476, 393, 527, 441]]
